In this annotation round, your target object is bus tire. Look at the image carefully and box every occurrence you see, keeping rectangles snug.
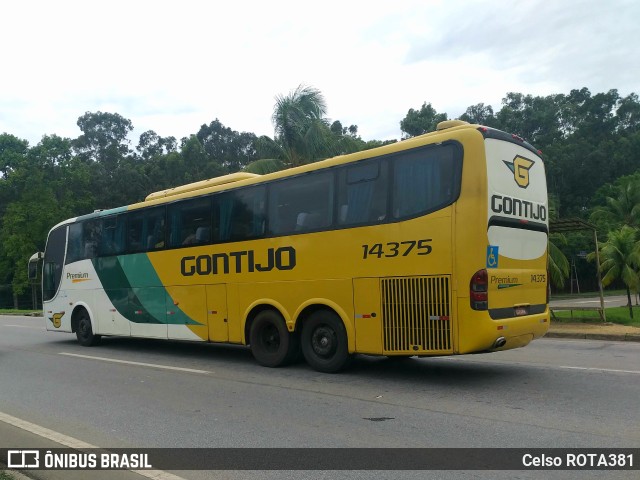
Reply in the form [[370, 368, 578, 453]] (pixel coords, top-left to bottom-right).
[[301, 310, 350, 373], [76, 309, 101, 347], [249, 310, 297, 368]]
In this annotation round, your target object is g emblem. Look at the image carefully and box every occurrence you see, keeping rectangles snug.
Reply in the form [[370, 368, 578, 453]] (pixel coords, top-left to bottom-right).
[[51, 312, 64, 328], [503, 155, 534, 189]]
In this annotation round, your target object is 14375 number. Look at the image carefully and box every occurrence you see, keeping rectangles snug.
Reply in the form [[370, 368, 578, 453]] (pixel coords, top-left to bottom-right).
[[362, 239, 432, 259]]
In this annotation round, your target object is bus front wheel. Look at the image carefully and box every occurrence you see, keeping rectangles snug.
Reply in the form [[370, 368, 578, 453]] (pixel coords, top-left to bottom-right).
[[75, 309, 101, 347], [249, 310, 299, 367], [301, 311, 350, 373]]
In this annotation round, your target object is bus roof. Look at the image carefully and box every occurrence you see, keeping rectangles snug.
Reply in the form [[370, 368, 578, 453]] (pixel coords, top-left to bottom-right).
[[144, 172, 260, 202], [52, 121, 541, 225], [130, 122, 492, 211]]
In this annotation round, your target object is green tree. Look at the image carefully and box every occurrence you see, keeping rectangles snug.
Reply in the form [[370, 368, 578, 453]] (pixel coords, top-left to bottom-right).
[[400, 102, 447, 138], [136, 130, 177, 161], [548, 196, 570, 289], [590, 173, 640, 231], [588, 226, 640, 318], [181, 135, 227, 183], [459, 103, 496, 127], [616, 93, 640, 133], [329, 121, 369, 155], [243, 158, 285, 175], [494, 92, 563, 146], [73, 111, 137, 209], [143, 151, 186, 192], [0, 141, 78, 307], [270, 84, 335, 166], [196, 119, 257, 172], [0, 133, 29, 179], [28, 134, 94, 218], [73, 111, 133, 165]]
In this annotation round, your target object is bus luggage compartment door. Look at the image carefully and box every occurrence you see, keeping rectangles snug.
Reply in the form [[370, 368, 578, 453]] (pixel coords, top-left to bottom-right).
[[206, 284, 228, 342], [353, 278, 383, 354]]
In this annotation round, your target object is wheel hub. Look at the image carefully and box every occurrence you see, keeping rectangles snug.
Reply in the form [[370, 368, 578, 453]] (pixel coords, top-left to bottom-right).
[[311, 326, 335, 357]]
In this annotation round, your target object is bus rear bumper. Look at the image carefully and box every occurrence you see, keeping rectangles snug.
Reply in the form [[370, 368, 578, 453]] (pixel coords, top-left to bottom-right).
[[457, 306, 550, 354], [486, 311, 549, 352]]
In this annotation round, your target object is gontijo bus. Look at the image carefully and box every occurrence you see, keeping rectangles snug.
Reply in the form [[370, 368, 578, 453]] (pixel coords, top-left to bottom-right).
[[29, 120, 549, 372]]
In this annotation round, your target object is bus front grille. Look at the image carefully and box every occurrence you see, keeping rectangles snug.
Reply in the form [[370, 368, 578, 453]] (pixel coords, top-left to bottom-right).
[[381, 276, 452, 354]]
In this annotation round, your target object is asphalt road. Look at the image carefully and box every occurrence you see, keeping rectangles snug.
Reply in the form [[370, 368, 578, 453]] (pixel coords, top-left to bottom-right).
[[1, 314, 639, 480], [549, 294, 632, 308]]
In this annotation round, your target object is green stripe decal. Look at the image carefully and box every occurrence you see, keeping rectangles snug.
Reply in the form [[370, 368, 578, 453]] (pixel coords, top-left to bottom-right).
[[93, 254, 201, 325], [497, 283, 523, 289]]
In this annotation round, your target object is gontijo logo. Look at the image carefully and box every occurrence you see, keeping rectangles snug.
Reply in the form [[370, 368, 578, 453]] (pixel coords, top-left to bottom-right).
[[503, 155, 535, 189]]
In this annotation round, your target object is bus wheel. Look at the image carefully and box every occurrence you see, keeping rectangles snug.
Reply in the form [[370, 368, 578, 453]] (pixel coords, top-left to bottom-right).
[[301, 311, 350, 373], [249, 310, 297, 367], [76, 309, 101, 347]]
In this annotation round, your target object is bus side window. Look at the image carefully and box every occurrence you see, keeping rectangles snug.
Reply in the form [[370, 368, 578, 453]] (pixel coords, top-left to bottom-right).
[[215, 186, 266, 242], [168, 197, 212, 248], [337, 159, 388, 225], [100, 215, 125, 256], [66, 223, 83, 264], [127, 206, 166, 252], [268, 172, 333, 235], [127, 213, 144, 252], [83, 220, 101, 259], [145, 207, 166, 250]]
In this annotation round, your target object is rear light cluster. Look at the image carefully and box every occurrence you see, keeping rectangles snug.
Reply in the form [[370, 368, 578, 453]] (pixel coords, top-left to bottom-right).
[[470, 269, 488, 310]]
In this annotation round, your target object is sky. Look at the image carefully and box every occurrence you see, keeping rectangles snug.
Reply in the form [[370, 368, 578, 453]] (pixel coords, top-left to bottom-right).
[[1, 0, 639, 147]]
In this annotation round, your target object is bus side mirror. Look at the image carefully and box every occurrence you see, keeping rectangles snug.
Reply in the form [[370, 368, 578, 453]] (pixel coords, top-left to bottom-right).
[[28, 252, 43, 281]]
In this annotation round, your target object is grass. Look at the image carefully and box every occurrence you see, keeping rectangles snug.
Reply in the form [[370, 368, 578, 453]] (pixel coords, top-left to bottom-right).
[[550, 289, 627, 300], [0, 471, 16, 480], [0, 309, 41, 315], [552, 305, 640, 327]]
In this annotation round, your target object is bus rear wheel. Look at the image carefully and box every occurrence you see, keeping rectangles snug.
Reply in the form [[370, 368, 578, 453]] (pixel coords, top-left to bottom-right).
[[301, 311, 350, 373], [75, 309, 101, 347], [249, 310, 299, 367]]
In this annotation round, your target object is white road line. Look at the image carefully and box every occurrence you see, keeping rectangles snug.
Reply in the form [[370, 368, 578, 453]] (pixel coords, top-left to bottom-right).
[[59, 352, 211, 375], [557, 365, 640, 375], [0, 411, 186, 480], [2, 324, 43, 329], [438, 357, 640, 374]]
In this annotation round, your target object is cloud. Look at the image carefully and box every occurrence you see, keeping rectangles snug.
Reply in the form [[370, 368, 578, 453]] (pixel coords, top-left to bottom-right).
[[1, 0, 638, 146], [405, 0, 640, 96]]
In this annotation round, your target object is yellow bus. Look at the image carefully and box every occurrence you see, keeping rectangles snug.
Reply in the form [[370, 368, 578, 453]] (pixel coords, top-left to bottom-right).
[[30, 120, 549, 372]]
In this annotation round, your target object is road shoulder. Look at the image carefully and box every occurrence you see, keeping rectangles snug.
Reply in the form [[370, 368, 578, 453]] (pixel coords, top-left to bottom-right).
[[548, 321, 640, 342]]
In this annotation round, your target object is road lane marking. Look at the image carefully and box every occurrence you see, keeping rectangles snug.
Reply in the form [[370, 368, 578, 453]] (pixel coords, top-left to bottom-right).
[[0, 411, 186, 480], [2, 324, 43, 329], [59, 352, 211, 375], [557, 365, 640, 374], [438, 357, 640, 375]]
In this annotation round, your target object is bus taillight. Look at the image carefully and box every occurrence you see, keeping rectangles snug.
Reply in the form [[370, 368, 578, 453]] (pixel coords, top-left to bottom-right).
[[470, 269, 488, 310]]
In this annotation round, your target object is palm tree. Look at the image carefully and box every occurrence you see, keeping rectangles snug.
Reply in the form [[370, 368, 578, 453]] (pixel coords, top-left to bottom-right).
[[243, 158, 285, 175], [590, 174, 640, 230], [548, 195, 570, 288], [548, 235, 570, 288], [270, 84, 335, 167], [588, 225, 640, 318]]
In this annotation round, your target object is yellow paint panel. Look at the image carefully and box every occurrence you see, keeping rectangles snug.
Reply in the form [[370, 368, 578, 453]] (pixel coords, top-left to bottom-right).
[[353, 278, 382, 354], [166, 285, 208, 340], [207, 284, 228, 342]]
